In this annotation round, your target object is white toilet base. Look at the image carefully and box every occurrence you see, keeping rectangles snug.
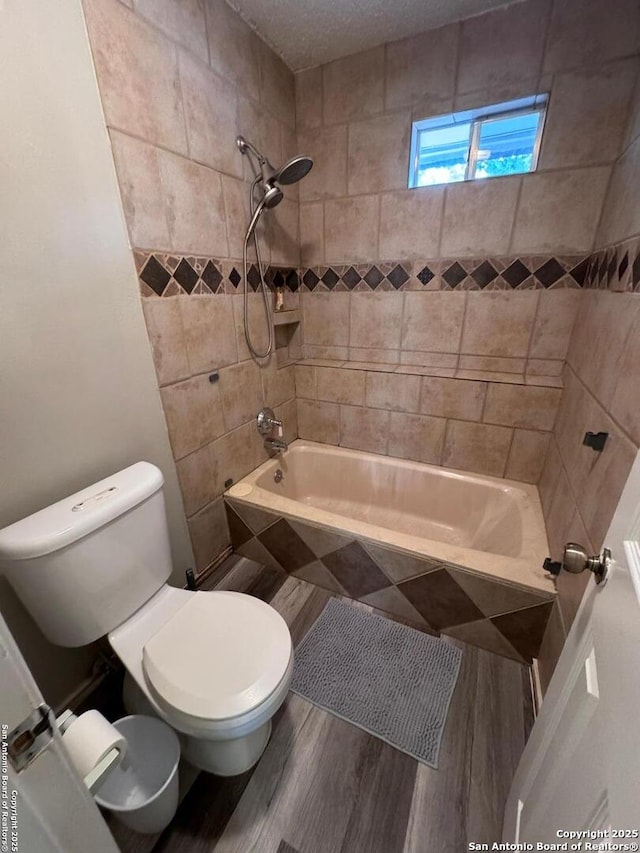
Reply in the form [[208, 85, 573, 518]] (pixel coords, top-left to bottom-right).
[[181, 720, 272, 776]]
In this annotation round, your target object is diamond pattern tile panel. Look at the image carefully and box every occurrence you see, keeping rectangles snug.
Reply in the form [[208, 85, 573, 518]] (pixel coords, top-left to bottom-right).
[[322, 541, 392, 598], [258, 518, 316, 573], [397, 568, 485, 631]]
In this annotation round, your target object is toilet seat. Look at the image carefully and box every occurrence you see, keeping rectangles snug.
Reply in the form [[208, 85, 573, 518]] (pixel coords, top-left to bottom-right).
[[142, 591, 292, 723]]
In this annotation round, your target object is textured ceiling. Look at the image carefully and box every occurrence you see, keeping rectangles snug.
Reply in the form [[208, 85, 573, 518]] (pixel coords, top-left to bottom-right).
[[228, 0, 522, 70]]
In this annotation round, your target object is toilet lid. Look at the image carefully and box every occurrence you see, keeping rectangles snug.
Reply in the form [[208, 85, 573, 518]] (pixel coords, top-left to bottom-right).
[[142, 591, 292, 721]]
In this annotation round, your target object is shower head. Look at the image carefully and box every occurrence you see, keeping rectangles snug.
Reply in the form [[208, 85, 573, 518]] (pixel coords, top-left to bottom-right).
[[236, 135, 314, 196], [275, 155, 314, 185]]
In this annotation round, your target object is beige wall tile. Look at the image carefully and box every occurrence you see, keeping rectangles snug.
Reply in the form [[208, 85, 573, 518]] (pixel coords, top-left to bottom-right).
[[385, 24, 458, 114], [160, 374, 226, 459], [484, 383, 561, 431], [179, 295, 238, 374], [274, 397, 298, 444], [461, 291, 539, 358], [348, 350, 399, 365], [83, 0, 188, 153], [457, 0, 549, 94], [379, 188, 444, 259], [298, 125, 348, 201], [539, 59, 639, 170], [340, 405, 389, 454], [295, 67, 323, 132], [511, 168, 610, 254], [316, 367, 365, 405], [610, 316, 640, 446], [543, 0, 640, 75], [539, 436, 563, 519], [142, 297, 190, 386], [294, 364, 317, 399], [442, 420, 513, 477], [135, 0, 208, 63], [529, 290, 581, 361], [205, 0, 260, 101], [268, 198, 300, 266], [221, 176, 250, 258], [505, 429, 550, 484], [218, 359, 264, 431], [567, 291, 640, 410], [399, 351, 459, 369], [458, 355, 525, 374], [545, 465, 578, 561], [597, 136, 640, 246], [325, 196, 379, 263], [388, 412, 446, 464], [259, 40, 295, 128], [232, 293, 271, 362], [187, 497, 230, 570], [157, 149, 228, 255], [297, 399, 340, 444], [350, 292, 403, 350], [176, 443, 215, 516], [302, 292, 350, 347], [179, 51, 241, 177], [419, 376, 487, 421], [366, 372, 421, 413], [348, 113, 411, 194], [109, 131, 169, 249], [300, 202, 324, 266], [441, 177, 521, 256], [237, 96, 282, 179], [402, 292, 466, 354], [304, 344, 349, 361], [209, 421, 262, 497], [323, 47, 384, 124], [261, 363, 296, 408]]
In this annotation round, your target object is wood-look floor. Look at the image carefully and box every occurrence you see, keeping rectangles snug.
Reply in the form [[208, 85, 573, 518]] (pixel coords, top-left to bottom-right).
[[108, 560, 534, 853]]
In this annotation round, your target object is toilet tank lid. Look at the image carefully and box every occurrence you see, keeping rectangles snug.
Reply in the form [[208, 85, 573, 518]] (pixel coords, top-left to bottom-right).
[[0, 462, 164, 561]]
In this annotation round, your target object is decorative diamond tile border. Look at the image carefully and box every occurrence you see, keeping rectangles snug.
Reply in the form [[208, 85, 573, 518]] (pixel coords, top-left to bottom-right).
[[136, 237, 640, 297], [225, 499, 555, 663]]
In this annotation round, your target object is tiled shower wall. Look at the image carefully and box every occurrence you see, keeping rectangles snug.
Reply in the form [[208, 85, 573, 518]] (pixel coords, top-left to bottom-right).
[[82, 0, 301, 573], [536, 84, 640, 689]]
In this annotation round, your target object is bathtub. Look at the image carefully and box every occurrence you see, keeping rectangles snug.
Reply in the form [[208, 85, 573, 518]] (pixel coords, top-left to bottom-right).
[[225, 440, 555, 662]]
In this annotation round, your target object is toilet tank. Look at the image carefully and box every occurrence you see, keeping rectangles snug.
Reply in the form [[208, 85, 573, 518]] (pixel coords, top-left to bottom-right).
[[0, 462, 173, 647]]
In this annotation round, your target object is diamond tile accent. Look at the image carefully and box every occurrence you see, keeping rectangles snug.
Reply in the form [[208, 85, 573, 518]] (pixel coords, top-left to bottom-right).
[[173, 258, 199, 293], [533, 258, 565, 287], [397, 568, 484, 631], [321, 267, 340, 288], [227, 500, 277, 534], [416, 265, 435, 286], [444, 619, 525, 662], [568, 258, 589, 287], [322, 541, 391, 597], [273, 269, 285, 288], [286, 269, 300, 291], [140, 255, 171, 295], [303, 269, 320, 290], [442, 261, 468, 288], [289, 519, 352, 558], [200, 260, 221, 291], [387, 264, 410, 289], [471, 260, 498, 288], [502, 260, 530, 288], [229, 267, 241, 288], [364, 266, 384, 288], [225, 504, 253, 548], [363, 542, 440, 584], [618, 252, 629, 281], [342, 266, 362, 288], [491, 601, 554, 663], [258, 518, 316, 573], [447, 566, 550, 617], [633, 254, 640, 289], [247, 264, 261, 290]]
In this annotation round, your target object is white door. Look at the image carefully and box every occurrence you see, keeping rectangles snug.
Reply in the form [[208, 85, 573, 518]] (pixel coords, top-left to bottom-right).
[[504, 451, 640, 841], [0, 612, 119, 853]]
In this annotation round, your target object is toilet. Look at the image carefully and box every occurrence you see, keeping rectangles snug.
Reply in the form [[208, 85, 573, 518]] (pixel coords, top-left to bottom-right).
[[0, 462, 293, 776]]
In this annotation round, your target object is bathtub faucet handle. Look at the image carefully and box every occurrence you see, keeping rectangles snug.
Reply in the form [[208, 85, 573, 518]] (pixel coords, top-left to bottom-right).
[[257, 407, 281, 435]]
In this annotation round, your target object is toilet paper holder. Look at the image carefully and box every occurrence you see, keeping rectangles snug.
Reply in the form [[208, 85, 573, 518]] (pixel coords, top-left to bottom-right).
[[57, 709, 124, 793]]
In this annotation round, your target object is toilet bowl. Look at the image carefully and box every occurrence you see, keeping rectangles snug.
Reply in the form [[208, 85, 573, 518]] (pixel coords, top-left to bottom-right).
[[109, 584, 293, 776], [0, 461, 293, 777]]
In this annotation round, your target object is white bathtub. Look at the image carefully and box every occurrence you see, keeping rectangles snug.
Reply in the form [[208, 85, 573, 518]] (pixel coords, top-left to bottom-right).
[[226, 440, 553, 595]]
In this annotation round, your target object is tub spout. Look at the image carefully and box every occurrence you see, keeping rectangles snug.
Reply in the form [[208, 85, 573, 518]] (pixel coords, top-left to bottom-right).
[[265, 436, 288, 455]]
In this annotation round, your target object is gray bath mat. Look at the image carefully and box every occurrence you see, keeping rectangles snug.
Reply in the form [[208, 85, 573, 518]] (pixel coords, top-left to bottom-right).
[[290, 598, 463, 768]]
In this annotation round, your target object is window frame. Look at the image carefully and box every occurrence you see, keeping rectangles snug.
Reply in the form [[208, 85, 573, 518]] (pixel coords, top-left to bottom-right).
[[408, 95, 548, 188]]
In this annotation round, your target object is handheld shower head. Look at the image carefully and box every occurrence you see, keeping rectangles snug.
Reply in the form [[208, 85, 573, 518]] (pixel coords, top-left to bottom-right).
[[276, 155, 314, 185]]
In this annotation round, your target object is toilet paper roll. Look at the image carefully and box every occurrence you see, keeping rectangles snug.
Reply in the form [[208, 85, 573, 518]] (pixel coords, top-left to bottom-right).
[[61, 710, 127, 780]]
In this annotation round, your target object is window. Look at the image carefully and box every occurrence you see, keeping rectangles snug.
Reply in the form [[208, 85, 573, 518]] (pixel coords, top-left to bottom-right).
[[408, 94, 548, 188]]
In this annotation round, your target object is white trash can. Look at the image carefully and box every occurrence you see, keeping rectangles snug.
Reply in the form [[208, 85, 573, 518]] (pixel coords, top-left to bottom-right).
[[95, 715, 180, 834]]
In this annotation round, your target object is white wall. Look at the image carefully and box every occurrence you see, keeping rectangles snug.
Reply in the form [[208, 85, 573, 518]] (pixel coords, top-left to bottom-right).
[[0, 0, 194, 707]]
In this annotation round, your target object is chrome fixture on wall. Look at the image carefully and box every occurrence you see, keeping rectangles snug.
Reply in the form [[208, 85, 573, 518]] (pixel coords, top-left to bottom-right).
[[257, 407, 287, 454], [237, 135, 313, 361]]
